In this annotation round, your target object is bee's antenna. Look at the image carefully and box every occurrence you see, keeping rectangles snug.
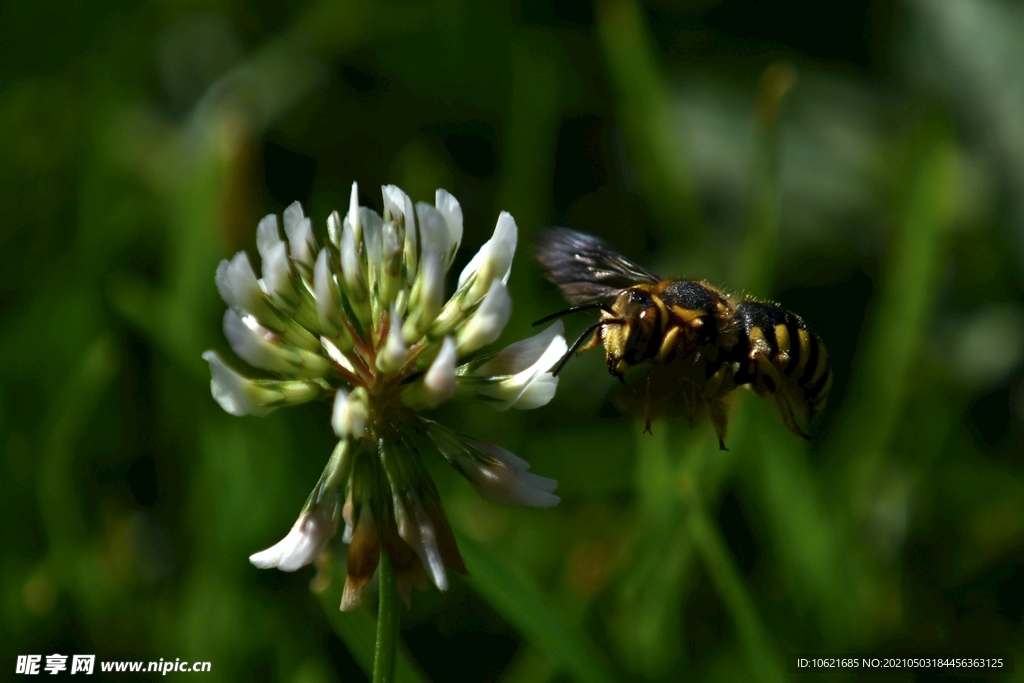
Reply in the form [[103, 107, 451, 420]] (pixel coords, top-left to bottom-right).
[[551, 319, 624, 376], [533, 302, 613, 327]]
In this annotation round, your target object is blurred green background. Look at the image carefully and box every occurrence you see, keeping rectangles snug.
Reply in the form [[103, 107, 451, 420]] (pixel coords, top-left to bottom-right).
[[3, 0, 1024, 681]]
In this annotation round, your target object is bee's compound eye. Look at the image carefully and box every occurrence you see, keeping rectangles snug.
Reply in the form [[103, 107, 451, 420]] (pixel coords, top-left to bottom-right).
[[628, 289, 652, 306]]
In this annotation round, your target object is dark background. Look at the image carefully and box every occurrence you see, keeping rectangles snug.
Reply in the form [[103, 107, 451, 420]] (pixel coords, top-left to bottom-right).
[[3, 0, 1024, 681]]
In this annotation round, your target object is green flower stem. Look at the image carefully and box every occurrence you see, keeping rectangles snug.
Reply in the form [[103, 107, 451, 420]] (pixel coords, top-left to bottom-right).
[[313, 555, 426, 683], [373, 549, 401, 683]]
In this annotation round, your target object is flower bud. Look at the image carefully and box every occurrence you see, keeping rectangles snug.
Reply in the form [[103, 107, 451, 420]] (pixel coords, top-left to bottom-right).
[[256, 214, 282, 259], [402, 249, 444, 344], [341, 215, 364, 295], [459, 440, 559, 508], [282, 202, 316, 272], [283, 201, 305, 239], [382, 184, 417, 282], [456, 279, 512, 354], [332, 387, 370, 441], [424, 337, 456, 404], [426, 424, 559, 507], [377, 306, 409, 374], [203, 351, 322, 416], [416, 202, 450, 268], [289, 217, 317, 274], [379, 222, 403, 308], [262, 241, 298, 308], [314, 249, 344, 340], [327, 209, 342, 248], [360, 207, 384, 286], [402, 337, 456, 409], [457, 321, 565, 410], [215, 252, 275, 323], [346, 182, 363, 248], [435, 189, 463, 267], [222, 310, 329, 379], [458, 211, 517, 303], [340, 207, 371, 327], [249, 489, 341, 571]]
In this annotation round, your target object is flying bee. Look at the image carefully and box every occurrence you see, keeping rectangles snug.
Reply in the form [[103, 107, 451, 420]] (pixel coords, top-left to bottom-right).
[[534, 227, 832, 449]]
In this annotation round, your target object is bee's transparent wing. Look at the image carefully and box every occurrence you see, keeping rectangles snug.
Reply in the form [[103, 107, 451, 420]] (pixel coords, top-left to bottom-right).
[[534, 228, 660, 304]]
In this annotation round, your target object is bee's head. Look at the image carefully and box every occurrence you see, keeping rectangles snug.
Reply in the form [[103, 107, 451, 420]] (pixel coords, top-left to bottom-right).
[[604, 288, 662, 377]]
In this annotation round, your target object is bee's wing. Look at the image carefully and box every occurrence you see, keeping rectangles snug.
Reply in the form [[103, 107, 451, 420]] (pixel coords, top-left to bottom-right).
[[534, 227, 660, 304]]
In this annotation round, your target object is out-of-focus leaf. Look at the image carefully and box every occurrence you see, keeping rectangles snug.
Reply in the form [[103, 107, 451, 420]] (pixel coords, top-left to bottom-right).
[[38, 335, 119, 554], [737, 62, 797, 297]]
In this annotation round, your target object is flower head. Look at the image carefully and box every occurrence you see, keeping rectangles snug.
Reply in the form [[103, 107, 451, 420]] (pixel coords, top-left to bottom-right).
[[204, 184, 564, 608]]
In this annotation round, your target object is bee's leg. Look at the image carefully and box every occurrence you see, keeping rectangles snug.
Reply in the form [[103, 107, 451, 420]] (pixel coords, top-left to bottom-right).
[[773, 394, 811, 440], [752, 351, 810, 440], [702, 363, 735, 450], [643, 371, 654, 434], [703, 362, 732, 400], [607, 355, 627, 385], [709, 398, 730, 451], [654, 326, 680, 364], [577, 328, 603, 355]]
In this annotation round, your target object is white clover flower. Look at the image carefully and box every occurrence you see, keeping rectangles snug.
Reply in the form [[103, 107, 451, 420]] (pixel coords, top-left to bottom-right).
[[456, 280, 512, 354], [203, 184, 564, 609], [249, 492, 341, 571], [454, 320, 567, 410]]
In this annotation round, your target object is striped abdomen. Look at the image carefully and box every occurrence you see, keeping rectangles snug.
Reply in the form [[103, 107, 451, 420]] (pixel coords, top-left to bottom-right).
[[735, 301, 832, 424]]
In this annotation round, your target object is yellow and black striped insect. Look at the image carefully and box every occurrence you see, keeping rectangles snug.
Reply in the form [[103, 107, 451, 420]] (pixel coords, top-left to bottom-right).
[[534, 228, 832, 449]]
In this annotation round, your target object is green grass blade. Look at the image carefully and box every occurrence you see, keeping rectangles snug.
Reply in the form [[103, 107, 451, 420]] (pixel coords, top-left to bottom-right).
[[686, 499, 787, 683], [830, 122, 960, 501], [455, 531, 617, 683], [594, 0, 701, 240], [737, 62, 797, 296]]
